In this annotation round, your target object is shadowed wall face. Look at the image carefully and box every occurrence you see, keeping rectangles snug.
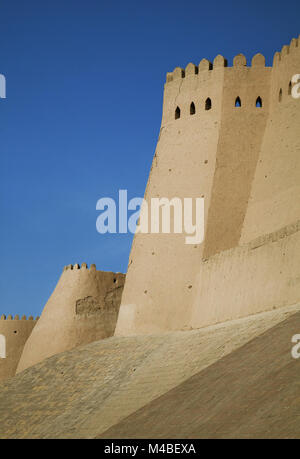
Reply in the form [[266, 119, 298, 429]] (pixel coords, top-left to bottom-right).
[[16, 265, 125, 373], [241, 42, 300, 242]]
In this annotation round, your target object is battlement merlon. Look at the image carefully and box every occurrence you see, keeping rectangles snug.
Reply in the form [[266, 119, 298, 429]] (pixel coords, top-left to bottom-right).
[[166, 53, 267, 84], [273, 36, 300, 66], [63, 262, 95, 271], [0, 314, 39, 321], [165, 36, 300, 83], [62, 263, 125, 278]]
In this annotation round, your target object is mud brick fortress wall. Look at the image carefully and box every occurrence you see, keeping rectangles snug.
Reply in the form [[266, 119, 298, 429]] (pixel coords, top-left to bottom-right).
[[115, 36, 300, 335], [1, 37, 299, 380], [0, 315, 38, 381]]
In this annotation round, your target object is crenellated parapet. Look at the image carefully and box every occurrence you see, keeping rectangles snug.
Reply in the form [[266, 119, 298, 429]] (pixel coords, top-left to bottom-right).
[[271, 36, 300, 106], [273, 36, 300, 66], [0, 314, 39, 321], [165, 51, 267, 84], [161, 36, 299, 124], [60, 262, 124, 287], [165, 36, 299, 84], [63, 262, 96, 271], [162, 53, 271, 124]]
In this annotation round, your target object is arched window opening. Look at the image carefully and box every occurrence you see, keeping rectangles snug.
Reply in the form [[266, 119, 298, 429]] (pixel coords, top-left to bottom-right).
[[235, 97, 241, 107], [205, 98, 212, 111], [175, 106, 181, 120], [279, 88, 282, 102], [256, 97, 262, 108], [288, 81, 292, 95], [190, 102, 196, 115]]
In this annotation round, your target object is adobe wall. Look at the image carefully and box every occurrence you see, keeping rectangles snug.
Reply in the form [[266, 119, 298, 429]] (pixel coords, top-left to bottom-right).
[[115, 56, 226, 335], [241, 37, 300, 242], [190, 221, 300, 328], [116, 37, 300, 336], [203, 54, 271, 258], [0, 315, 38, 381], [16, 264, 125, 373]]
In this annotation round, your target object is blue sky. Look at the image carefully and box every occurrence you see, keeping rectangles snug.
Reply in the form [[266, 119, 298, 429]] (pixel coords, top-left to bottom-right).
[[0, 0, 299, 317]]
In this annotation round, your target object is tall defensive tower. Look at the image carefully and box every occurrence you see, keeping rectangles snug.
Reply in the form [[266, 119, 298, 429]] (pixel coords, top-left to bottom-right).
[[115, 37, 300, 335]]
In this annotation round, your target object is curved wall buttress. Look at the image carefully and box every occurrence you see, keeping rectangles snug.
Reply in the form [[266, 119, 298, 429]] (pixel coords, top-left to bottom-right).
[[17, 264, 125, 373]]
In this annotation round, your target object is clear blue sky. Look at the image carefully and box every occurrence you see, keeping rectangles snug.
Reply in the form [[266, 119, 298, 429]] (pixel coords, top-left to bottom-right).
[[0, 0, 299, 317]]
